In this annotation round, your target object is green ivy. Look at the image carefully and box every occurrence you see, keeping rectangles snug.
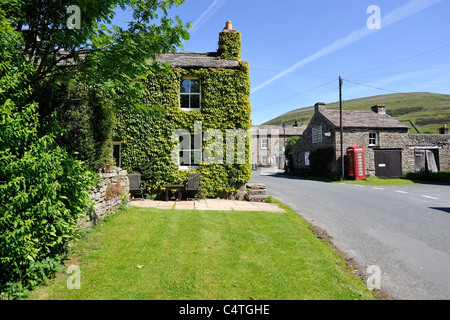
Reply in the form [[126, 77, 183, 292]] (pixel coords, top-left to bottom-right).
[[218, 30, 241, 61], [115, 62, 251, 197]]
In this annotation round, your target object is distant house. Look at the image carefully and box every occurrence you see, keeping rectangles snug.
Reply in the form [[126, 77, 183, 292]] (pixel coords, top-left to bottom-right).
[[292, 102, 450, 178], [252, 121, 306, 170]]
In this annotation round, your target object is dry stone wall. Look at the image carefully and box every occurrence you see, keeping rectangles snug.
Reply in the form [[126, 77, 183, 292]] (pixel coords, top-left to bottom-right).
[[78, 167, 130, 228]]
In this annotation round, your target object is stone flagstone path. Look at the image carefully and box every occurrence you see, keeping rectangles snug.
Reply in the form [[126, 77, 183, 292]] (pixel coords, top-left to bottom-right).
[[130, 199, 285, 212]]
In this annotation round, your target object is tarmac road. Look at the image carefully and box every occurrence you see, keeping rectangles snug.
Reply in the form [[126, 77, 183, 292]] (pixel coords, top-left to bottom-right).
[[250, 172, 450, 300]]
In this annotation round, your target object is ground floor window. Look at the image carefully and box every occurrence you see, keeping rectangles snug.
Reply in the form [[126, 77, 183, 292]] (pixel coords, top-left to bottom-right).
[[179, 134, 201, 170], [261, 155, 269, 165], [304, 151, 310, 166]]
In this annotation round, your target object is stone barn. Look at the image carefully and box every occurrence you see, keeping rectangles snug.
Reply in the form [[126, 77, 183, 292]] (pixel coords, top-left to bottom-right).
[[292, 102, 450, 178]]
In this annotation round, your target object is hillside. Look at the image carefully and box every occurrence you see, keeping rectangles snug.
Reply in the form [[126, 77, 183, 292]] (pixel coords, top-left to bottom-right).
[[263, 92, 450, 134]]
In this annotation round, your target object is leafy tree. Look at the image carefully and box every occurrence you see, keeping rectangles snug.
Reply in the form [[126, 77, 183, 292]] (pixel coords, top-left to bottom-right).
[[0, 9, 95, 299], [1, 0, 191, 169], [285, 136, 300, 168]]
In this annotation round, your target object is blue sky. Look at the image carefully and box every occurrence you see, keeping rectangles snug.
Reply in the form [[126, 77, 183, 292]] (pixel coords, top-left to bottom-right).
[[116, 0, 450, 125]]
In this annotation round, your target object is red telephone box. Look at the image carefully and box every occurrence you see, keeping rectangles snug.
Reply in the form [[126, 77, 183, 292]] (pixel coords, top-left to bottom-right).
[[347, 146, 366, 180]]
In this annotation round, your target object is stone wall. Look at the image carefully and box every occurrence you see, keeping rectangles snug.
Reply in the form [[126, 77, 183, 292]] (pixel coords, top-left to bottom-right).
[[404, 134, 450, 172], [292, 105, 450, 176], [78, 167, 130, 228], [292, 110, 336, 173], [335, 129, 409, 176]]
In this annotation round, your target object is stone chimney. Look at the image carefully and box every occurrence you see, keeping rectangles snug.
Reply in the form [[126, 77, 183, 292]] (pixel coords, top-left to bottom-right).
[[314, 102, 326, 114], [439, 124, 449, 135], [371, 105, 386, 114], [218, 21, 241, 60], [294, 119, 302, 127]]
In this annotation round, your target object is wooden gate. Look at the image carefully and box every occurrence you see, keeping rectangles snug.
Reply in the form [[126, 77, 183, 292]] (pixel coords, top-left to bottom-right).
[[374, 149, 402, 178]]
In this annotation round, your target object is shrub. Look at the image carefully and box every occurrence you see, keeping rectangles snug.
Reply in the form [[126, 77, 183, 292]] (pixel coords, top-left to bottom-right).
[[403, 171, 450, 183], [0, 101, 96, 299], [0, 15, 95, 298]]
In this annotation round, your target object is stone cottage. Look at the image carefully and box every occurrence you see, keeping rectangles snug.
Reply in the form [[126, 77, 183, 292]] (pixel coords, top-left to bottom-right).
[[292, 102, 450, 178], [251, 121, 306, 170], [112, 21, 252, 197]]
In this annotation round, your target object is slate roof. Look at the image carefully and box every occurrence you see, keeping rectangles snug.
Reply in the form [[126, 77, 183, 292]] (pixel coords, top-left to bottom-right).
[[321, 109, 410, 130], [252, 125, 306, 136], [157, 52, 240, 69]]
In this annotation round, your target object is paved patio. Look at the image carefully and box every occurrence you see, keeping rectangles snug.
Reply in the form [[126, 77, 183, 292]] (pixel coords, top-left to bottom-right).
[[130, 198, 286, 212]]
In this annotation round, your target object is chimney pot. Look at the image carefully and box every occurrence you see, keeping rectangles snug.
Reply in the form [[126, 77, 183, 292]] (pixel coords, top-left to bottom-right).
[[224, 21, 233, 30]]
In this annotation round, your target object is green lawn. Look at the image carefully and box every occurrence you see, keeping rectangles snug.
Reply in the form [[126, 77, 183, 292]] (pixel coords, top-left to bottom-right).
[[28, 203, 376, 300], [339, 176, 419, 185]]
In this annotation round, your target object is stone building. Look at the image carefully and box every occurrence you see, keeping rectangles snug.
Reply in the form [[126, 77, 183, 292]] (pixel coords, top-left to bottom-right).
[[252, 121, 306, 170], [292, 102, 450, 178], [112, 21, 252, 197]]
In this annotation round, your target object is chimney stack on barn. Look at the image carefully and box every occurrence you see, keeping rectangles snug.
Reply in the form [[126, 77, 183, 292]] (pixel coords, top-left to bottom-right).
[[314, 102, 326, 114], [371, 105, 386, 114], [294, 119, 302, 127], [439, 124, 449, 135]]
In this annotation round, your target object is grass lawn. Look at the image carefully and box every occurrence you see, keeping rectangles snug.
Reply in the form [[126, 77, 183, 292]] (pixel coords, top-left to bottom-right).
[[339, 176, 419, 185], [28, 202, 377, 300]]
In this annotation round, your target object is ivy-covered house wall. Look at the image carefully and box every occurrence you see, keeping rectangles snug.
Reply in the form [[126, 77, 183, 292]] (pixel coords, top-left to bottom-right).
[[114, 22, 252, 197]]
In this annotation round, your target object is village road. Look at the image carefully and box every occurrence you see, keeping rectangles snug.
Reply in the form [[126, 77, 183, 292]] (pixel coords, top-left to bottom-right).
[[250, 172, 450, 300]]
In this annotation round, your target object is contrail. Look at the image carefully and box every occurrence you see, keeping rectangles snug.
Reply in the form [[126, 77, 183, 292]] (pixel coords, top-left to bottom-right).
[[251, 0, 443, 94], [191, 0, 227, 34]]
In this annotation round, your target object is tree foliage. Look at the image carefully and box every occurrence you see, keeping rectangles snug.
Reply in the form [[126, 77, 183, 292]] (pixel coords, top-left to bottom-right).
[[285, 136, 300, 168], [0, 0, 190, 298], [1, 0, 191, 169], [0, 9, 95, 299]]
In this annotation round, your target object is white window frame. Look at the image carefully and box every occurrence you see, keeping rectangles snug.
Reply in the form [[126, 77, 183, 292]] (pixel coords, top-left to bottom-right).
[[178, 134, 201, 170], [180, 76, 201, 111], [261, 155, 269, 165], [261, 138, 269, 150], [369, 132, 379, 147], [312, 126, 322, 144]]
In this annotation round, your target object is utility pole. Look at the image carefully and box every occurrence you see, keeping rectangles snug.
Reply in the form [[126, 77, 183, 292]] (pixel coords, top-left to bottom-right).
[[282, 123, 287, 172], [339, 76, 344, 180]]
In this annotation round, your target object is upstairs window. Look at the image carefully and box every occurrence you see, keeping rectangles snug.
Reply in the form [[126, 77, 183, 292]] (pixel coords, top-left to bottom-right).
[[261, 138, 269, 150], [180, 77, 201, 110], [369, 132, 379, 146]]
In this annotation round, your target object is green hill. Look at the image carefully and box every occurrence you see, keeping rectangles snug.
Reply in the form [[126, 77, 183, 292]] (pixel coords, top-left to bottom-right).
[[263, 92, 450, 134]]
